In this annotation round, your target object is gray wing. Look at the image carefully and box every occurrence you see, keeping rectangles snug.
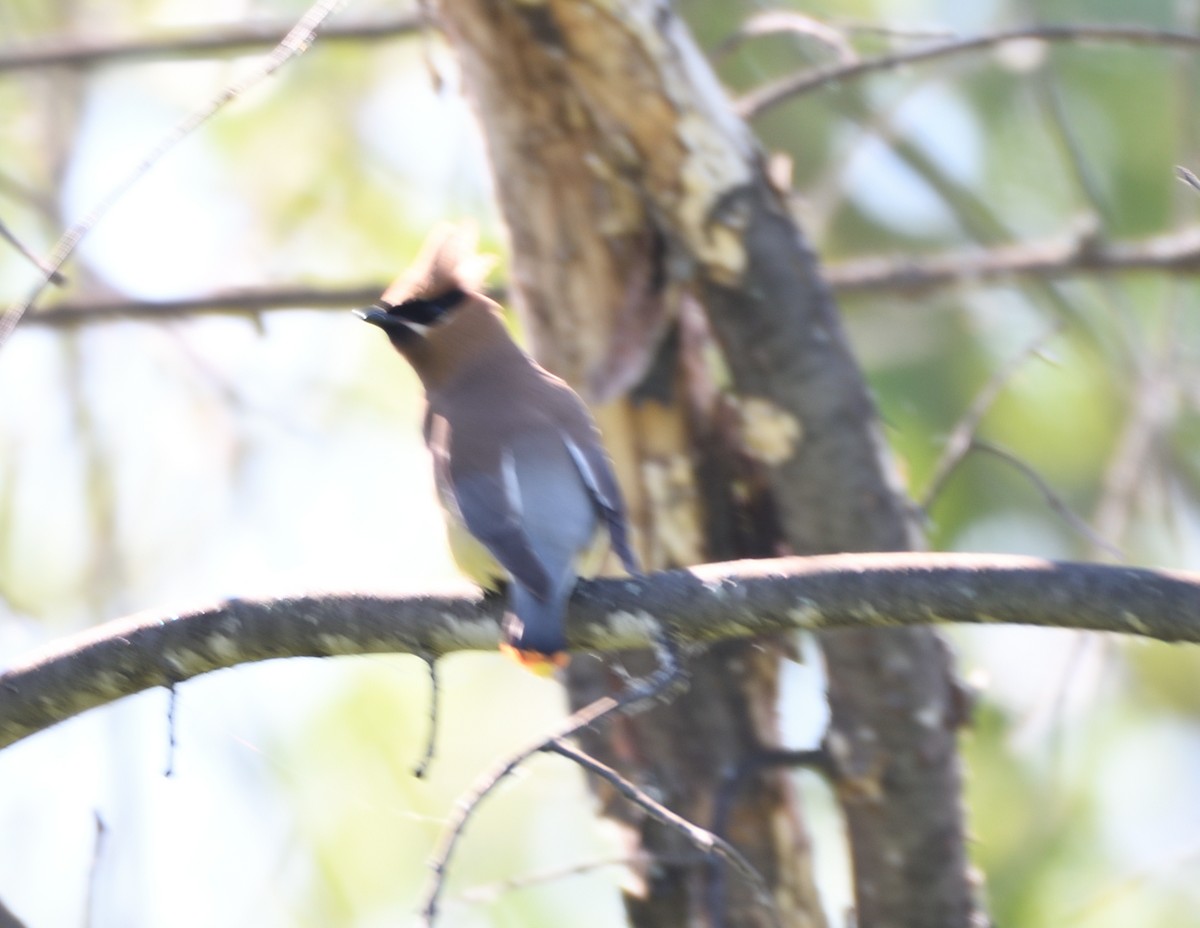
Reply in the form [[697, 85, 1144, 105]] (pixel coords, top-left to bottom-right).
[[429, 412, 556, 602], [561, 430, 640, 576]]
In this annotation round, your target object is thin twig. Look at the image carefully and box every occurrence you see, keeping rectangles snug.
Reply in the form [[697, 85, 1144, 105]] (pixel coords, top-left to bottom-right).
[[84, 812, 107, 928], [1013, 0, 1111, 225], [547, 739, 781, 928], [826, 225, 1200, 296], [712, 11, 857, 63], [412, 655, 439, 779], [418, 637, 684, 926], [0, 13, 423, 73], [971, 439, 1124, 559], [1013, 0, 1143, 364], [456, 852, 697, 904], [708, 748, 830, 927], [1092, 370, 1173, 559], [20, 284, 386, 326], [921, 325, 1063, 511], [0, 0, 350, 352], [738, 24, 1200, 117], [712, 748, 831, 845], [0, 217, 66, 284], [164, 683, 178, 777]]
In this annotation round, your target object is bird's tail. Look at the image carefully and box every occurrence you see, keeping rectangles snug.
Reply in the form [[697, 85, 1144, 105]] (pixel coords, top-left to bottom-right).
[[501, 583, 571, 674]]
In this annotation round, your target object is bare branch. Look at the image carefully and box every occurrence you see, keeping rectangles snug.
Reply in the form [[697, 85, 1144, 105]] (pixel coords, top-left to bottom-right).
[[546, 739, 781, 928], [738, 24, 1200, 118], [20, 284, 386, 327], [1029, 53, 1112, 225], [920, 326, 1063, 510], [17, 223, 1200, 331], [85, 813, 107, 928], [0, 0, 349, 351], [419, 640, 686, 927], [712, 11, 857, 63], [0, 217, 66, 284], [3, 552, 1199, 751], [971, 440, 1124, 559], [412, 655, 440, 779], [0, 13, 423, 73], [457, 853, 692, 903], [826, 225, 1200, 296], [708, 747, 832, 923]]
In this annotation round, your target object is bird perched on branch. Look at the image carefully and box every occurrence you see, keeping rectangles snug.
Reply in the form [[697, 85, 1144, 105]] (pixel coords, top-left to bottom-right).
[[356, 225, 639, 674]]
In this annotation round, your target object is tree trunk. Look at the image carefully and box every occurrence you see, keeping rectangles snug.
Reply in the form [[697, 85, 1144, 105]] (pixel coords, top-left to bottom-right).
[[436, 2, 981, 926]]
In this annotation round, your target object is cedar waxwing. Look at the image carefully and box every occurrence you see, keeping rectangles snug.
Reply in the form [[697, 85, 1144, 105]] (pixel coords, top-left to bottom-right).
[[356, 226, 639, 674]]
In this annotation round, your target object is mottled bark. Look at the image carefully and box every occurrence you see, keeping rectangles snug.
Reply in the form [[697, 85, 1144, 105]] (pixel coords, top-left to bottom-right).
[[6, 551, 1198, 752], [695, 181, 976, 926], [438, 2, 823, 926], [435, 1, 979, 926]]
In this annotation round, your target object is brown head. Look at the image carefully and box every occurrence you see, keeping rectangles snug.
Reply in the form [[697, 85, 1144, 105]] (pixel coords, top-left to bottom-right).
[[356, 224, 517, 389]]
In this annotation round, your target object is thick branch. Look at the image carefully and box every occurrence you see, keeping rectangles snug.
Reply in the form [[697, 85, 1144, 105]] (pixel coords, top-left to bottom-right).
[[0, 14, 423, 73], [3, 552, 1197, 750]]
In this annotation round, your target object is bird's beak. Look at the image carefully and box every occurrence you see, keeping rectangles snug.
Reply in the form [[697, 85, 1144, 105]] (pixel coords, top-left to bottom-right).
[[353, 306, 389, 325]]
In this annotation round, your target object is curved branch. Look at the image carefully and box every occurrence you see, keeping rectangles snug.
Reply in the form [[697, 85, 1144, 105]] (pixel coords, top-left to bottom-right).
[[545, 739, 781, 928], [738, 23, 1200, 117], [826, 225, 1200, 296], [3, 552, 1198, 750]]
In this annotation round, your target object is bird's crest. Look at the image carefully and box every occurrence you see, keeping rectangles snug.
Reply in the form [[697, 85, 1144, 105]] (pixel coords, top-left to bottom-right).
[[381, 222, 495, 306]]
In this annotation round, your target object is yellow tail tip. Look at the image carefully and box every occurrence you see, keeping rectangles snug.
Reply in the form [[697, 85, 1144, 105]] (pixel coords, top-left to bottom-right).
[[499, 643, 570, 677]]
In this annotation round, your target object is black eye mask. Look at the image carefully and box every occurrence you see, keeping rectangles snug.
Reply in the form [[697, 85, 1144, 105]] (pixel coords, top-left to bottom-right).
[[380, 287, 467, 328]]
